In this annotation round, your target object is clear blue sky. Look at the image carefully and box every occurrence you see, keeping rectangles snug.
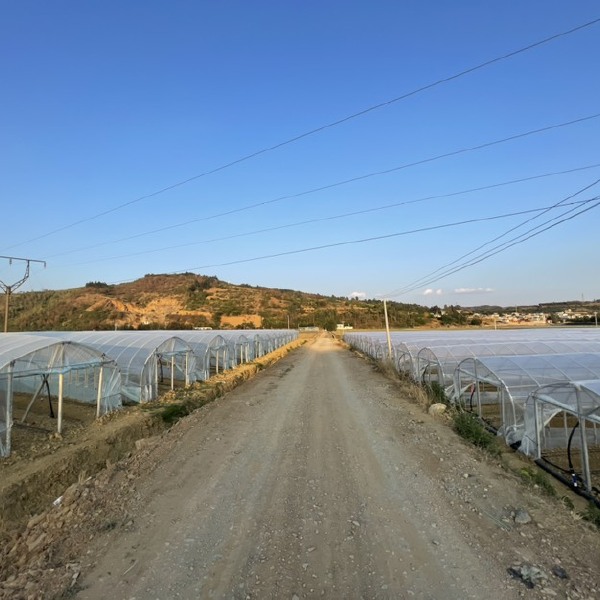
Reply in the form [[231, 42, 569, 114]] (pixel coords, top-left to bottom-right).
[[1, 1, 599, 307]]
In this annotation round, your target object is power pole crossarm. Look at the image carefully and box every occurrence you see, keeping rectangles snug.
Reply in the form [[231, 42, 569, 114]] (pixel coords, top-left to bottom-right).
[[0, 256, 46, 332]]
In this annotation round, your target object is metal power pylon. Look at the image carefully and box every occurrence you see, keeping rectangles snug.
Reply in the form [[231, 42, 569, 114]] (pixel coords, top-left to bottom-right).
[[0, 255, 47, 332]]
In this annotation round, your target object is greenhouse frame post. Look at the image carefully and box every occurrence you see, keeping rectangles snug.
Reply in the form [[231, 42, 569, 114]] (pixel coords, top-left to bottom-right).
[[171, 356, 175, 391], [57, 372, 64, 434], [533, 396, 542, 459], [96, 367, 104, 419], [474, 362, 482, 416], [6, 364, 14, 456], [383, 299, 392, 360], [577, 389, 593, 492], [3, 290, 9, 333]]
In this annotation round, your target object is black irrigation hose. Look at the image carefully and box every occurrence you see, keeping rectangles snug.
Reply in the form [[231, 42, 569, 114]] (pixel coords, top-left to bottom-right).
[[45, 375, 54, 419], [535, 458, 600, 509], [540, 446, 600, 497], [567, 421, 582, 488]]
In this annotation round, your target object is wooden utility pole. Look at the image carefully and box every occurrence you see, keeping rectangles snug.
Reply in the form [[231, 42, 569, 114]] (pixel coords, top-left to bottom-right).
[[0, 255, 46, 332]]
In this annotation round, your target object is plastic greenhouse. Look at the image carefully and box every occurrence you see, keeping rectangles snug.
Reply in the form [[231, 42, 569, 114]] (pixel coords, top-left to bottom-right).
[[37, 332, 196, 403], [234, 329, 298, 361], [521, 380, 600, 503], [0, 333, 121, 457], [453, 353, 600, 447], [417, 340, 600, 393], [344, 330, 600, 380], [393, 337, 482, 379], [238, 331, 271, 361], [214, 331, 251, 369], [168, 331, 229, 381]]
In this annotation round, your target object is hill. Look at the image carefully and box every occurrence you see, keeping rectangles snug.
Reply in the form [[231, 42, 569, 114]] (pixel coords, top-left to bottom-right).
[[6, 273, 431, 331]]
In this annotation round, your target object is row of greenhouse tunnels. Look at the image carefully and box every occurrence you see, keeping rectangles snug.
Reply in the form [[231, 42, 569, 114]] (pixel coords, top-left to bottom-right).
[[345, 328, 600, 506], [0, 329, 297, 457]]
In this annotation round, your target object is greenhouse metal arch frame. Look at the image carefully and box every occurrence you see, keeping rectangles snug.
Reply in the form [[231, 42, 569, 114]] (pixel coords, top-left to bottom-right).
[[523, 380, 600, 504], [453, 353, 600, 448], [36, 332, 197, 403], [0, 334, 121, 457]]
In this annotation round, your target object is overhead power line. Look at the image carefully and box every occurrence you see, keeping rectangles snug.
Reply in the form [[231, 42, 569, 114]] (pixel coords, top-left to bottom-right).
[[104, 198, 597, 282], [43, 113, 600, 260], [53, 166, 600, 268], [385, 178, 600, 296], [398, 200, 600, 297], [6, 16, 600, 252], [383, 177, 600, 297]]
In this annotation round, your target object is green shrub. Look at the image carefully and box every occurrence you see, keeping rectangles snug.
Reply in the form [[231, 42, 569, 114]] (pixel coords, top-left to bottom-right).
[[159, 403, 189, 424], [453, 411, 501, 457], [425, 381, 449, 405]]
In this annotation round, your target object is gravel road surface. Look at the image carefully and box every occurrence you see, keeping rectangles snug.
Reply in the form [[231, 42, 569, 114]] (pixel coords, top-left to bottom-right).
[[75, 335, 597, 599]]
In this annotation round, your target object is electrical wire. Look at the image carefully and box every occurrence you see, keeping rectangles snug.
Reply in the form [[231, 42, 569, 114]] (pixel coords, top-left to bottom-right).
[[384, 177, 600, 297], [5, 16, 599, 251], [387, 196, 600, 297], [42, 113, 600, 260], [388, 201, 597, 296], [54, 197, 598, 269], [103, 198, 599, 283]]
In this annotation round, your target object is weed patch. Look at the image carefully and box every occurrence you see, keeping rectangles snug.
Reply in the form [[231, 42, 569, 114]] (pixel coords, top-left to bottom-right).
[[580, 502, 600, 529], [560, 495, 575, 511], [518, 466, 557, 497], [158, 403, 190, 424], [425, 381, 449, 405], [453, 411, 501, 457]]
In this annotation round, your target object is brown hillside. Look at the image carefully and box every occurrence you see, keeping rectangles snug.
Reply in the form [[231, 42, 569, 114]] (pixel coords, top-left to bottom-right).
[[7, 273, 431, 331]]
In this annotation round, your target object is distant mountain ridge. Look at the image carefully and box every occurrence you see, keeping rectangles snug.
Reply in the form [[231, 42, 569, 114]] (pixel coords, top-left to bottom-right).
[[7, 273, 430, 332], [7, 273, 599, 332]]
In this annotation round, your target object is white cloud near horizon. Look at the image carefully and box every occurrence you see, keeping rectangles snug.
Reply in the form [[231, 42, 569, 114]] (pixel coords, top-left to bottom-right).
[[349, 291, 367, 299], [423, 288, 442, 296], [454, 287, 495, 294]]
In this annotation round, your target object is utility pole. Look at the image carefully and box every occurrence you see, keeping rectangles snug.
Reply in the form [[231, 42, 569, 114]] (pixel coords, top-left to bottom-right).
[[383, 299, 393, 359], [0, 255, 46, 332]]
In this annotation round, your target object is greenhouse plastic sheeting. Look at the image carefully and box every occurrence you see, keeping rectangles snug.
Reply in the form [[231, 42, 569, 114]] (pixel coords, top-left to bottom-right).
[[344, 330, 600, 379], [522, 380, 600, 495], [0, 333, 121, 457], [231, 329, 298, 360], [453, 353, 600, 447], [215, 332, 251, 368], [235, 331, 270, 360], [522, 380, 600, 454], [37, 332, 196, 403], [163, 331, 229, 381], [417, 340, 600, 391]]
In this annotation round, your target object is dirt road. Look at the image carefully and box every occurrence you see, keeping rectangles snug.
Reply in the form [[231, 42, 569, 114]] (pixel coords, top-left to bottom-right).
[[76, 335, 598, 599]]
